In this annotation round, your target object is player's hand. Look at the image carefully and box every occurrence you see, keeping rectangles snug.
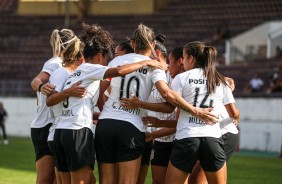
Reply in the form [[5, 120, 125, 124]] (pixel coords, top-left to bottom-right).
[[145, 132, 154, 142], [41, 83, 55, 96], [194, 108, 219, 125], [67, 81, 86, 97], [120, 96, 142, 109], [225, 77, 235, 91], [145, 60, 168, 71], [233, 116, 240, 126], [142, 116, 160, 127]]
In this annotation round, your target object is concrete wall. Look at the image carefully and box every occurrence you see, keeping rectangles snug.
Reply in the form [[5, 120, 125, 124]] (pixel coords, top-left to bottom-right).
[[0, 97, 281, 152]]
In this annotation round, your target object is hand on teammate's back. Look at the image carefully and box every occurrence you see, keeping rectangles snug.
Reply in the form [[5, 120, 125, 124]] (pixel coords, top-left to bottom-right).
[[67, 81, 87, 97], [145, 59, 168, 71], [120, 96, 142, 109], [41, 83, 55, 96], [195, 107, 219, 125]]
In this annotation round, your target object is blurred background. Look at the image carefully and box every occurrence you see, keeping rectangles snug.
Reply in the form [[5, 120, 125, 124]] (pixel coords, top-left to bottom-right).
[[0, 0, 282, 156]]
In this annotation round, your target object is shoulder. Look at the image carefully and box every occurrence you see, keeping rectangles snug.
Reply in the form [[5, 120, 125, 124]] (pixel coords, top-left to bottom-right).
[[52, 67, 69, 78], [44, 57, 62, 65]]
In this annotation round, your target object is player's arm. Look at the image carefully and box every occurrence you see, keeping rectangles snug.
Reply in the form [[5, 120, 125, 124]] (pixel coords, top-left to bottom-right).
[[120, 96, 175, 113], [97, 80, 111, 111], [103, 59, 168, 79], [145, 127, 176, 142], [143, 108, 180, 128], [142, 116, 177, 128], [31, 72, 55, 96], [46, 81, 86, 107], [155, 80, 218, 124], [225, 104, 240, 125]]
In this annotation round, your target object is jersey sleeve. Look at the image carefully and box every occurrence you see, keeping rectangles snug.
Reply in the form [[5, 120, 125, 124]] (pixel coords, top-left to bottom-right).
[[87, 64, 109, 80], [151, 69, 167, 84], [42, 59, 61, 75], [223, 84, 235, 105], [170, 75, 183, 96], [49, 69, 69, 92]]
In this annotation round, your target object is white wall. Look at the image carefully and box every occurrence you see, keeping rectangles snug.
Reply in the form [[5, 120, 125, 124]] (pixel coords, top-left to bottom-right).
[[0, 97, 281, 152], [0, 97, 37, 137]]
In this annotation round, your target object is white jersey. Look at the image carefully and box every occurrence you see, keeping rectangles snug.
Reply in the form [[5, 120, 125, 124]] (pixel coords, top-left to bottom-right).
[[47, 67, 71, 141], [99, 53, 167, 132], [171, 68, 235, 139], [56, 63, 109, 133], [219, 104, 239, 135], [148, 72, 175, 142], [31, 57, 62, 128]]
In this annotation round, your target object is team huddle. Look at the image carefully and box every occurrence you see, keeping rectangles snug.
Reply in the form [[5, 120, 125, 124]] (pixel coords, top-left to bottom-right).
[[30, 23, 240, 184]]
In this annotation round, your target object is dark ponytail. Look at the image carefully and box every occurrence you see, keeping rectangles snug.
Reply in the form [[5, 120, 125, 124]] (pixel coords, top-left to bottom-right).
[[184, 41, 228, 94]]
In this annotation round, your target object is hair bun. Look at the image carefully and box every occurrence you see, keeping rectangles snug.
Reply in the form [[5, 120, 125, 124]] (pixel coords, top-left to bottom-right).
[[155, 34, 166, 44]]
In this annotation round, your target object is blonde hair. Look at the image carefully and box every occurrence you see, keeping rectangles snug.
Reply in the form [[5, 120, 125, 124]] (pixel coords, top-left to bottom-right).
[[50, 29, 76, 57], [62, 38, 84, 66], [132, 23, 157, 57]]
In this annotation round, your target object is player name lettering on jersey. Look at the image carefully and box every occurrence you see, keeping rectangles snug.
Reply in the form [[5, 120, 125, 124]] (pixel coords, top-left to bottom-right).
[[135, 68, 148, 74], [189, 78, 207, 85], [61, 109, 74, 116], [189, 116, 205, 125], [112, 102, 141, 115], [69, 71, 81, 78]]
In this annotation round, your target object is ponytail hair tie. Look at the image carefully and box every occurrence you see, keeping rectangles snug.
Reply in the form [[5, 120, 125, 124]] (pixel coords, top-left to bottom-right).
[[204, 46, 209, 55]]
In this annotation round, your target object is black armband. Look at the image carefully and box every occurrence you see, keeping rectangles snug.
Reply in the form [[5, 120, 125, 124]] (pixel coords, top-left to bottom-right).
[[38, 83, 44, 92]]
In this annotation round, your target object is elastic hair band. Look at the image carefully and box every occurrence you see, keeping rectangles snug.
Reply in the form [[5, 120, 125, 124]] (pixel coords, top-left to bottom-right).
[[61, 36, 77, 46]]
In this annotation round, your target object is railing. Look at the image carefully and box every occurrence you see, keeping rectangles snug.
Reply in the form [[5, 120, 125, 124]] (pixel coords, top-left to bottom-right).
[[229, 44, 267, 65], [0, 80, 35, 97]]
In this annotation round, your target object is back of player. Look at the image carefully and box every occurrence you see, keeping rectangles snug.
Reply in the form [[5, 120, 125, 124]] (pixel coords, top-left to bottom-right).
[[30, 28, 76, 184], [96, 23, 167, 184], [174, 68, 229, 140], [100, 53, 166, 131], [166, 41, 240, 184]]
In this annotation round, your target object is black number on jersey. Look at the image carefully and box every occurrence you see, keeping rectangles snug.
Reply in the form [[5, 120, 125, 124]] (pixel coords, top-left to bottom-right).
[[193, 87, 213, 108], [63, 97, 69, 108], [119, 75, 140, 100]]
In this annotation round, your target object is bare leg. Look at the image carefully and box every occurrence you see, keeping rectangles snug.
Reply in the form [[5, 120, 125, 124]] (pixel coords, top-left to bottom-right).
[[137, 164, 149, 184], [118, 157, 142, 184], [151, 165, 167, 184], [205, 162, 227, 184], [90, 172, 96, 184], [54, 167, 62, 184], [70, 165, 93, 184], [60, 171, 71, 184], [165, 161, 189, 184], [35, 155, 55, 184], [98, 162, 117, 184], [188, 161, 207, 184]]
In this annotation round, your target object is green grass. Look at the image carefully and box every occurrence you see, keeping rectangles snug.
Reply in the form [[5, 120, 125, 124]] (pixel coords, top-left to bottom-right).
[[0, 137, 282, 184]]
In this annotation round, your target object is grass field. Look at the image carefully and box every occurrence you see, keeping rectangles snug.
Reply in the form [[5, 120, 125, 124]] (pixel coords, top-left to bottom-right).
[[0, 137, 282, 184]]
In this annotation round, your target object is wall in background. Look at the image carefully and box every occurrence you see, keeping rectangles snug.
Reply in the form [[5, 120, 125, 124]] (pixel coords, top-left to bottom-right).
[[0, 97, 281, 152]]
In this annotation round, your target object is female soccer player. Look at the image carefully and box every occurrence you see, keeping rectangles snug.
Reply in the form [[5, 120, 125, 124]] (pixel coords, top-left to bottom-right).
[[137, 34, 173, 184], [115, 40, 134, 57], [46, 36, 86, 184], [188, 104, 239, 184], [52, 23, 166, 184], [30, 28, 78, 184], [96, 24, 218, 184], [165, 41, 240, 184]]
